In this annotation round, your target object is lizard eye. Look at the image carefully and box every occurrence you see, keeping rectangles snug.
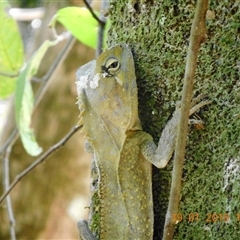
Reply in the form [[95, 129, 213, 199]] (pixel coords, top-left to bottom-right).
[[102, 58, 120, 76]]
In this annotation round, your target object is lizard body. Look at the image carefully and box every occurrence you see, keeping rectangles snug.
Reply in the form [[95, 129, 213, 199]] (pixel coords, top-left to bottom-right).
[[76, 44, 208, 240]]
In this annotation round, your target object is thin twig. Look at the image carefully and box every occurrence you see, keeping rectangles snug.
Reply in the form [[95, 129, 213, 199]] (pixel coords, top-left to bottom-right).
[[83, 0, 105, 26], [0, 128, 18, 155], [162, 0, 208, 239], [96, 0, 109, 56], [0, 35, 75, 155], [0, 72, 19, 78], [33, 34, 75, 83], [0, 125, 82, 205], [34, 34, 75, 106], [2, 146, 16, 240]]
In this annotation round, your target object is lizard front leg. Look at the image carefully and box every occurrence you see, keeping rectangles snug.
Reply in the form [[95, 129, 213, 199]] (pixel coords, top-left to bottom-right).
[[141, 98, 211, 168]]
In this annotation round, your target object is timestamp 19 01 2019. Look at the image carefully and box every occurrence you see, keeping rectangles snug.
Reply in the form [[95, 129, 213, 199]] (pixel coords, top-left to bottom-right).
[[172, 213, 240, 223]]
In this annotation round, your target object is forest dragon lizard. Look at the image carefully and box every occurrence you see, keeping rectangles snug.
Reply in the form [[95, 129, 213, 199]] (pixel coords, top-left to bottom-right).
[[76, 44, 209, 240]]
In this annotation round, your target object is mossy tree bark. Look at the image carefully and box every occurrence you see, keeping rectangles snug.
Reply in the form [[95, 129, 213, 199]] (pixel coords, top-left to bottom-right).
[[106, 1, 239, 239]]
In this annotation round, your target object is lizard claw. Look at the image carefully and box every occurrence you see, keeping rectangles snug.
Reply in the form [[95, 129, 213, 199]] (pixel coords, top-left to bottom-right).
[[175, 94, 211, 113], [190, 93, 206, 107], [189, 99, 212, 116]]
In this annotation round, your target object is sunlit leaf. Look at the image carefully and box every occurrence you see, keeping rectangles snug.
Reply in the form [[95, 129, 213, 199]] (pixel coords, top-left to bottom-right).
[[15, 40, 57, 156], [50, 7, 98, 49], [0, 76, 16, 99], [0, 0, 24, 98]]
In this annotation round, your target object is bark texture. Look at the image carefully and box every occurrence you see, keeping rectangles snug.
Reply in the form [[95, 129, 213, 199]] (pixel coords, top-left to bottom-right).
[[106, 1, 240, 239]]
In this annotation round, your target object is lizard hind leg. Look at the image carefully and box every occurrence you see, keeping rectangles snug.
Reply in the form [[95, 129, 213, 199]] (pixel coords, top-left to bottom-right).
[[77, 220, 97, 240]]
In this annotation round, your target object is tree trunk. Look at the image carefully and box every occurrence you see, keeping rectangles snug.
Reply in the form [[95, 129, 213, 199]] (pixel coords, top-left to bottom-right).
[[106, 1, 240, 239]]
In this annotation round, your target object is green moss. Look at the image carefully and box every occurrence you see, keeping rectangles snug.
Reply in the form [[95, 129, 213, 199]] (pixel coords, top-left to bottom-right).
[[90, 190, 101, 237]]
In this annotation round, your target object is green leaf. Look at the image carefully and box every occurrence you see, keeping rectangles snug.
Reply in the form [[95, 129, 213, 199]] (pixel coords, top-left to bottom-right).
[[0, 1, 24, 99], [0, 76, 16, 99], [50, 7, 98, 49], [15, 40, 57, 156]]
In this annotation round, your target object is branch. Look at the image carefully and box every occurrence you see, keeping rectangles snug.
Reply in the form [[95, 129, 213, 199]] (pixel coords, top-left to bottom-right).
[[0, 72, 18, 78], [34, 34, 75, 106], [2, 146, 16, 240], [0, 125, 82, 205], [96, 0, 109, 56], [162, 0, 208, 239], [83, 0, 105, 26], [8, 7, 45, 21]]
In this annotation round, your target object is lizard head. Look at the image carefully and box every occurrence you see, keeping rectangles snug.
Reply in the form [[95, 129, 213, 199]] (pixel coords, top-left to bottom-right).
[[76, 44, 142, 145]]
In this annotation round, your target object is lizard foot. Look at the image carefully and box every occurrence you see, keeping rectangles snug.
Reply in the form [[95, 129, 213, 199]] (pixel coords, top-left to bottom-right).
[[190, 94, 212, 115]]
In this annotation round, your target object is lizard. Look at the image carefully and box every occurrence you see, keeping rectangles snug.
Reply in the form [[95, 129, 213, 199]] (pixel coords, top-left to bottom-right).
[[75, 44, 210, 240]]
